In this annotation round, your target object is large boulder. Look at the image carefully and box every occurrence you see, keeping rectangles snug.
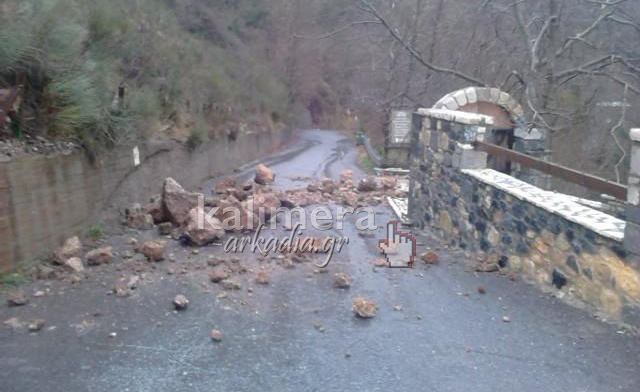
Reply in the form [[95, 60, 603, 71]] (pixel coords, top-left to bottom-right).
[[52, 236, 83, 264], [125, 203, 154, 230], [184, 207, 225, 246], [215, 198, 259, 233], [255, 164, 274, 185], [162, 178, 203, 226], [249, 193, 282, 221]]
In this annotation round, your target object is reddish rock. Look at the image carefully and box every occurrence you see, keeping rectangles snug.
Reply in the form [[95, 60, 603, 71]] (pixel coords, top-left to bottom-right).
[[210, 329, 222, 342], [141, 240, 166, 262], [215, 199, 259, 233], [255, 270, 269, 284], [144, 195, 167, 224], [421, 251, 439, 265], [125, 203, 154, 230], [340, 191, 359, 207], [52, 236, 83, 264], [339, 169, 353, 183], [162, 178, 203, 226], [255, 164, 275, 185], [379, 176, 397, 190], [352, 297, 376, 318], [250, 193, 282, 220], [86, 247, 113, 266], [184, 207, 225, 246]]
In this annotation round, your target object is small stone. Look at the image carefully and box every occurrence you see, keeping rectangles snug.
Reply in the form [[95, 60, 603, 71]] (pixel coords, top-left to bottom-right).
[[221, 279, 241, 290], [127, 237, 138, 245], [192, 249, 200, 255], [209, 267, 229, 283], [109, 332, 117, 338], [27, 318, 45, 332], [502, 315, 510, 323], [374, 258, 387, 267], [352, 297, 376, 318], [393, 304, 403, 311], [333, 272, 351, 289], [121, 250, 134, 259], [255, 164, 275, 185], [158, 222, 174, 236], [313, 324, 325, 332], [173, 295, 189, 310], [255, 271, 269, 284], [7, 291, 29, 307], [477, 286, 486, 295], [210, 329, 222, 342], [421, 251, 439, 265], [33, 290, 45, 297]]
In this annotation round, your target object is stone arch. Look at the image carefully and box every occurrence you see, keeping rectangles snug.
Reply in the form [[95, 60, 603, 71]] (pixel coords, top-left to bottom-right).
[[433, 87, 549, 188], [433, 87, 526, 133]]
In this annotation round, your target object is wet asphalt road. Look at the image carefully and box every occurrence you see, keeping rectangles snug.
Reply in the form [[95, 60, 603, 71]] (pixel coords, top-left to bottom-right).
[[1, 130, 640, 391]]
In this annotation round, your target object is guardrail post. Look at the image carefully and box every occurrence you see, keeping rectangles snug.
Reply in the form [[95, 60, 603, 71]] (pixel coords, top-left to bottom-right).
[[624, 128, 640, 255]]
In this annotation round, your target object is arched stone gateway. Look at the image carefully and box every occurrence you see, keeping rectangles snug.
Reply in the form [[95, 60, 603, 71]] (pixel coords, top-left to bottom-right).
[[433, 87, 548, 188]]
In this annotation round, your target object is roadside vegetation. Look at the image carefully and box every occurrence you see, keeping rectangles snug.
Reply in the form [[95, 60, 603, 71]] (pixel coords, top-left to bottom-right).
[[0, 0, 290, 154]]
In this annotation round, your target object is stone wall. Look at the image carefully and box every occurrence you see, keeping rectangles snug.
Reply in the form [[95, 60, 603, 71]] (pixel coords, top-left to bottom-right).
[[0, 128, 289, 271], [409, 109, 640, 326]]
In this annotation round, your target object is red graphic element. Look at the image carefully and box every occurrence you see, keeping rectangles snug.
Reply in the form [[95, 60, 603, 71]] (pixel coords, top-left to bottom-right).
[[378, 221, 417, 268]]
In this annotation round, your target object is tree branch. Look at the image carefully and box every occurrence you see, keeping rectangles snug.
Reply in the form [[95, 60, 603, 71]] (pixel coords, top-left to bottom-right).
[[357, 0, 487, 86]]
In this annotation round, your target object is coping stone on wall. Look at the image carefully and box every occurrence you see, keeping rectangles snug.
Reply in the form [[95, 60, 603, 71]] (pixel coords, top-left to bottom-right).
[[415, 108, 495, 126], [461, 168, 626, 241]]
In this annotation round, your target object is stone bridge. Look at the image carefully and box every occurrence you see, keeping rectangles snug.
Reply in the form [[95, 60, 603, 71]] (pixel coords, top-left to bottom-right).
[[405, 87, 640, 327]]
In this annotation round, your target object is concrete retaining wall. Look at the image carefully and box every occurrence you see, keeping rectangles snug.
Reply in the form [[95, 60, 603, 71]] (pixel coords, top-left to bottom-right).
[[0, 128, 289, 271]]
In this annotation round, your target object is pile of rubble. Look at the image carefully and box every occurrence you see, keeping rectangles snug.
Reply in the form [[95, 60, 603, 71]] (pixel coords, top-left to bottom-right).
[[122, 164, 407, 246], [35, 163, 410, 278]]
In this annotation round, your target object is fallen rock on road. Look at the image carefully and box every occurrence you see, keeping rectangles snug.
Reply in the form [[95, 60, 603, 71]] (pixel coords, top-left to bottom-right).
[[173, 295, 189, 310], [255, 164, 274, 185], [86, 247, 113, 266], [184, 207, 225, 246], [352, 297, 376, 318], [140, 240, 166, 262]]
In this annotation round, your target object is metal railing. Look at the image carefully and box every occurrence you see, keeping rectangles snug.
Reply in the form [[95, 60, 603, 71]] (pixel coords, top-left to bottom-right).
[[473, 140, 627, 200]]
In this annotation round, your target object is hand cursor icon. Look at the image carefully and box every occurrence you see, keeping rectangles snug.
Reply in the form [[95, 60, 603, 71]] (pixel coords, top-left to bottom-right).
[[378, 221, 417, 268]]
